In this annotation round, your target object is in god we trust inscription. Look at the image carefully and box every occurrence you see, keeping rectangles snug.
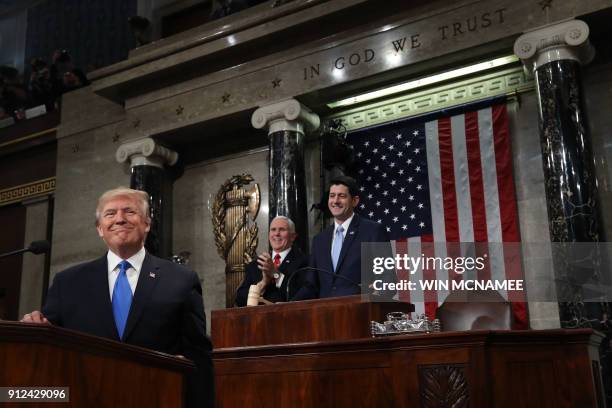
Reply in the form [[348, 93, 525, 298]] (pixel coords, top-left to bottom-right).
[[299, 5, 509, 86]]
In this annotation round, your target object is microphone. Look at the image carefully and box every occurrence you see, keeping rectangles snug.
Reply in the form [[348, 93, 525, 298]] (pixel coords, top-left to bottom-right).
[[286, 266, 361, 302], [0, 240, 51, 259]]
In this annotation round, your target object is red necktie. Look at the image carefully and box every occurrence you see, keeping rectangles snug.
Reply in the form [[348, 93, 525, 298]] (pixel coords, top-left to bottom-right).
[[273, 254, 281, 268]]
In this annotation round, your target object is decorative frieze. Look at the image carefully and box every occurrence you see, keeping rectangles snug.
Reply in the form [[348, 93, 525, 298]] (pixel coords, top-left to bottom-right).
[[0, 178, 56, 207], [329, 67, 533, 131]]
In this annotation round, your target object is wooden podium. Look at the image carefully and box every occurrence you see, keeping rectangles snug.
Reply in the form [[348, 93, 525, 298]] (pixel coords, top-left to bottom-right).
[[0, 321, 193, 407], [212, 295, 413, 348], [212, 296, 605, 408]]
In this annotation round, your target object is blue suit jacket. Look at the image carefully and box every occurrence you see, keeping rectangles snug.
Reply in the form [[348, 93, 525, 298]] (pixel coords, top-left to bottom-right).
[[42, 253, 214, 408], [296, 214, 395, 299]]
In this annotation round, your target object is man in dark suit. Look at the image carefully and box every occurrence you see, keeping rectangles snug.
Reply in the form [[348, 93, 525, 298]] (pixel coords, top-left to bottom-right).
[[235, 216, 308, 306], [21, 187, 213, 408], [295, 176, 395, 299]]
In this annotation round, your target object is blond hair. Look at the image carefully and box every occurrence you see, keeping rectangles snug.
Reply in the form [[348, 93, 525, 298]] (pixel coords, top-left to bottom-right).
[[95, 187, 150, 224]]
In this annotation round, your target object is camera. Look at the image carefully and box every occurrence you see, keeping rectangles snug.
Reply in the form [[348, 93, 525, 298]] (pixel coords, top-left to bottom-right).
[[56, 50, 71, 63]]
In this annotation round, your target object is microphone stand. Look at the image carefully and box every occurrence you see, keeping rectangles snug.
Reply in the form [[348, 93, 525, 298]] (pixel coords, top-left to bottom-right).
[[0, 241, 50, 259], [286, 266, 361, 302]]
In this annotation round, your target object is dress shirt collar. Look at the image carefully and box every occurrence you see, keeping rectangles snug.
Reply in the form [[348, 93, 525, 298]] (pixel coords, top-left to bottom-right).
[[334, 214, 354, 238], [272, 247, 291, 265], [107, 246, 146, 273]]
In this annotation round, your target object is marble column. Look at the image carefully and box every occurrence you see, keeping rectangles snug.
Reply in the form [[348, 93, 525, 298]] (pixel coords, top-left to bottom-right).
[[515, 20, 604, 324], [252, 99, 320, 253], [116, 138, 178, 258]]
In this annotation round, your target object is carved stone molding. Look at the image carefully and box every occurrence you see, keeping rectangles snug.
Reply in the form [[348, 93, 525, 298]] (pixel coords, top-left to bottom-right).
[[419, 364, 469, 408], [514, 19, 595, 72], [251, 99, 320, 135], [115, 137, 178, 168], [0, 177, 56, 207], [329, 66, 532, 132]]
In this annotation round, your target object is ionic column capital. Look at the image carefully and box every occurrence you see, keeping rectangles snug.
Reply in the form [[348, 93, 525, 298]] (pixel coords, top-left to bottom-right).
[[115, 138, 178, 168], [251, 99, 320, 135], [514, 19, 594, 72]]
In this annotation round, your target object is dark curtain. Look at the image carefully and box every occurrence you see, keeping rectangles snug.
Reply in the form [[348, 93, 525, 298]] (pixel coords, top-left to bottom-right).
[[25, 0, 137, 74]]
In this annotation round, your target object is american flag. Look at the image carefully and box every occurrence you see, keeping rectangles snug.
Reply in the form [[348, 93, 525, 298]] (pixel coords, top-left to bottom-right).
[[348, 102, 527, 328]]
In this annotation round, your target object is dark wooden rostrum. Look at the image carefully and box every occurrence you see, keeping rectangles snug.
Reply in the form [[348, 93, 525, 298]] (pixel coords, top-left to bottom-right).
[[212, 296, 604, 407], [0, 321, 193, 408]]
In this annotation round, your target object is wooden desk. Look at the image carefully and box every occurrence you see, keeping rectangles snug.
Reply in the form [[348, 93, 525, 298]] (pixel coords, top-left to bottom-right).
[[214, 329, 603, 408], [212, 295, 413, 348], [0, 321, 192, 408], [212, 297, 604, 407]]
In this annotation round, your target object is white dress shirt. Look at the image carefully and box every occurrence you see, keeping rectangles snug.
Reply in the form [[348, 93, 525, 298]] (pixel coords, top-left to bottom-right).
[[272, 247, 291, 288], [107, 246, 146, 299]]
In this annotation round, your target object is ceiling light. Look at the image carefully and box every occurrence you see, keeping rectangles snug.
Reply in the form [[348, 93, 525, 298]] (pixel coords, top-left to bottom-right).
[[327, 55, 519, 109]]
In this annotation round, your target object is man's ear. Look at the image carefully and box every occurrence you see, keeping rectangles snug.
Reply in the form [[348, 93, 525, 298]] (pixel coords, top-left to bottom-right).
[[352, 195, 360, 208], [96, 223, 104, 238]]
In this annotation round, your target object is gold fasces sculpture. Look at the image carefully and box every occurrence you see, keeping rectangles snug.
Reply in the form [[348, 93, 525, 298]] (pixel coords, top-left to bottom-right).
[[212, 174, 260, 307]]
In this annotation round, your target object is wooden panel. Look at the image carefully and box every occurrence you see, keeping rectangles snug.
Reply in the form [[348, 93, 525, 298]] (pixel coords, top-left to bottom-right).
[[0, 321, 192, 408], [0, 142, 57, 191], [0, 203, 26, 319], [2, 342, 183, 408], [489, 345, 598, 408], [0, 110, 59, 154], [214, 329, 601, 408], [212, 295, 413, 348]]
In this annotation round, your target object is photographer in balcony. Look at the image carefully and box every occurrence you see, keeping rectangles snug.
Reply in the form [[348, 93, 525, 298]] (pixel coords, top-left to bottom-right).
[[0, 65, 28, 120], [50, 49, 89, 96], [28, 58, 56, 111]]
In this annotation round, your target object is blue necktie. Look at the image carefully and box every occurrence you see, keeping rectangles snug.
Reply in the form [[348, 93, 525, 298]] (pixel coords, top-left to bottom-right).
[[331, 226, 344, 272], [112, 260, 133, 340]]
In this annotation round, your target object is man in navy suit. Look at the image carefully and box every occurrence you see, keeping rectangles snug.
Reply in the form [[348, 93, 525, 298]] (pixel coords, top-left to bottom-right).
[[295, 176, 395, 299], [21, 187, 213, 408], [235, 216, 308, 306]]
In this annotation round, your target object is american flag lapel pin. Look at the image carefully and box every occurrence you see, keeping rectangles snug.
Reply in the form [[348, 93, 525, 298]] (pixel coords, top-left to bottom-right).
[[149, 272, 156, 278], [349, 231, 355, 235]]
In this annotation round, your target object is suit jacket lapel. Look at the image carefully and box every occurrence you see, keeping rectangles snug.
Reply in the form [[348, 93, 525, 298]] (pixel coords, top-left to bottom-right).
[[278, 249, 293, 275], [91, 255, 120, 340], [336, 215, 360, 274], [123, 253, 159, 340], [323, 225, 335, 272], [278, 248, 298, 299]]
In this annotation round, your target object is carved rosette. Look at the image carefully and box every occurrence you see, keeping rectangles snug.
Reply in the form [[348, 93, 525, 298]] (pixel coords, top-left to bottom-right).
[[419, 364, 469, 408], [212, 174, 260, 307]]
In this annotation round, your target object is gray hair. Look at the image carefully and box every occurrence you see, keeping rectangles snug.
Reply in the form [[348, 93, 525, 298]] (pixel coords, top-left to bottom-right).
[[95, 187, 150, 224], [271, 215, 295, 233]]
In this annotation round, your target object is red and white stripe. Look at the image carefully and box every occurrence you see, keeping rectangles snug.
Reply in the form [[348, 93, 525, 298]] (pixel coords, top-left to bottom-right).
[[396, 104, 527, 328]]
